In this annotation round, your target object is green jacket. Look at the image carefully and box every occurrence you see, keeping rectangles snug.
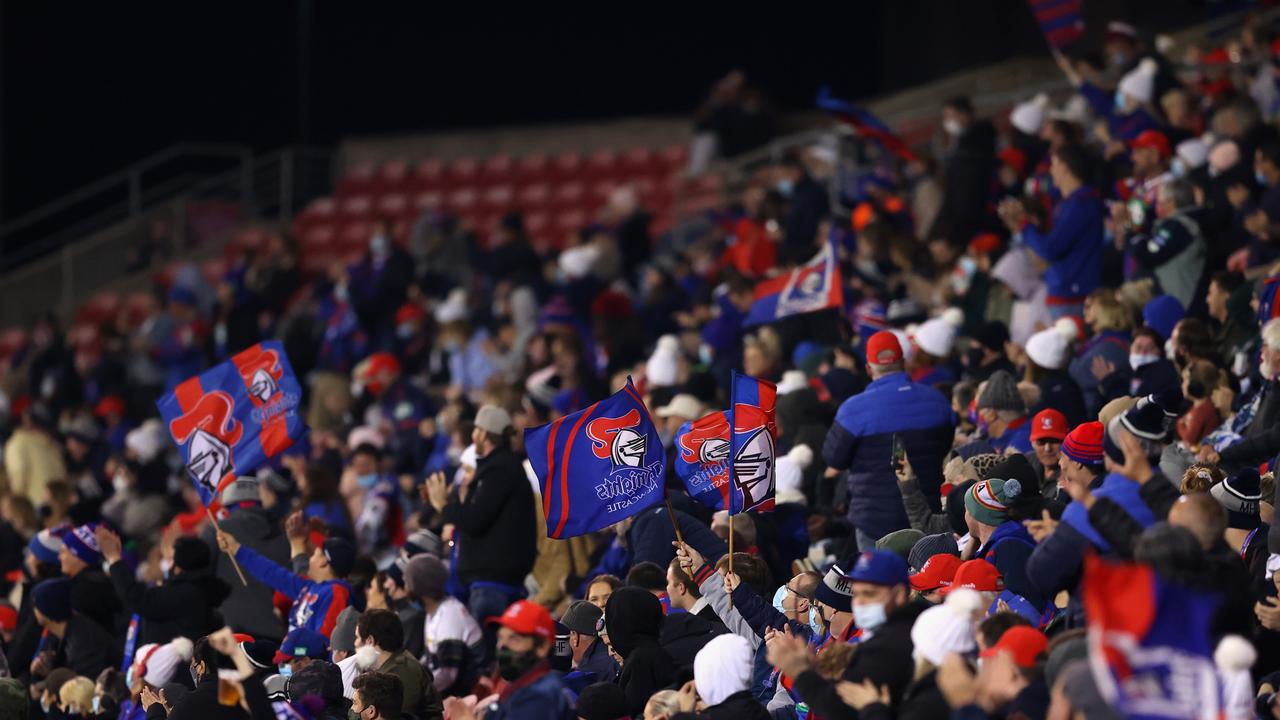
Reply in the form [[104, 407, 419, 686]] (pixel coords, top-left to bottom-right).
[[379, 649, 444, 720]]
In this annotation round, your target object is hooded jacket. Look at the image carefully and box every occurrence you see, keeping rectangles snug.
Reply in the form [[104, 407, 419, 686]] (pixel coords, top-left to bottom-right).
[[200, 502, 291, 640], [671, 634, 771, 720], [453, 445, 537, 587], [605, 587, 677, 716], [108, 561, 231, 646], [659, 608, 726, 668]]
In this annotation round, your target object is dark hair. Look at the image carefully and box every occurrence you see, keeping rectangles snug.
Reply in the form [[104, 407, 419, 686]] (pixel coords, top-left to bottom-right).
[[352, 671, 403, 720], [667, 559, 701, 599], [1052, 144, 1091, 185], [1172, 318, 1215, 362], [1132, 326, 1163, 346], [1046, 119, 1080, 145], [1211, 270, 1245, 295], [944, 95, 974, 115], [1134, 523, 1208, 587], [587, 574, 622, 592], [625, 562, 667, 592], [191, 636, 221, 682], [352, 443, 383, 462], [714, 553, 773, 598], [299, 464, 353, 530], [1259, 136, 1280, 169], [95, 668, 130, 710], [977, 611, 1032, 649], [357, 609, 404, 653]]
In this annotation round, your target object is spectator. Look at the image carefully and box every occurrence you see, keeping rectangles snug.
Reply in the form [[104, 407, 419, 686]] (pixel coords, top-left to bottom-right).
[[674, 634, 770, 719], [58, 523, 121, 633], [30, 578, 117, 679], [933, 96, 997, 246], [1027, 409, 1068, 497], [605, 587, 677, 716], [354, 608, 443, 719], [403, 554, 484, 695], [200, 476, 291, 640], [4, 402, 66, 507], [351, 671, 404, 720], [975, 370, 1032, 455], [274, 628, 329, 675]]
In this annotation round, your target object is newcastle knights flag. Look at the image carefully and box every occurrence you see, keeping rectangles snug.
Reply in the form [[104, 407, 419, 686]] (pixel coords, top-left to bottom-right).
[[1082, 555, 1223, 719], [744, 240, 844, 327], [1028, 0, 1084, 50], [525, 377, 666, 538], [728, 371, 777, 514], [157, 341, 305, 506], [816, 86, 917, 162], [675, 411, 732, 511]]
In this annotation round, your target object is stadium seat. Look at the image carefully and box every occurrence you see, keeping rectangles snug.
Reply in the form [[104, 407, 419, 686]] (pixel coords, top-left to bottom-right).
[[122, 292, 156, 328], [516, 153, 550, 185], [201, 258, 229, 286], [336, 161, 376, 197], [446, 187, 479, 215], [412, 190, 445, 214], [584, 149, 620, 179], [339, 195, 373, 221], [621, 147, 656, 176], [376, 193, 410, 219], [75, 291, 121, 325], [523, 211, 550, 237], [67, 323, 100, 351], [550, 182, 586, 211], [446, 157, 480, 186], [554, 208, 589, 236], [373, 160, 410, 194], [551, 152, 584, 182], [481, 185, 515, 214], [300, 224, 337, 253], [301, 251, 338, 277], [517, 183, 551, 211], [480, 154, 514, 185], [0, 328, 27, 359], [658, 144, 689, 170], [411, 158, 446, 190], [339, 221, 372, 254]]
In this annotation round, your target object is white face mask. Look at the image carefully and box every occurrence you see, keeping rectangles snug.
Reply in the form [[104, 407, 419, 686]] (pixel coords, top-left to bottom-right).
[[370, 234, 391, 257], [112, 472, 130, 494], [1130, 353, 1161, 372], [943, 119, 963, 137], [853, 602, 888, 633], [1164, 338, 1177, 360]]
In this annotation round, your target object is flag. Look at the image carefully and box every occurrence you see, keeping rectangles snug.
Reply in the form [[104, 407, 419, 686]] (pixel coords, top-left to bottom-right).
[[1082, 555, 1223, 720], [525, 377, 666, 538], [744, 240, 844, 327], [157, 341, 305, 506], [675, 411, 732, 510], [729, 372, 777, 514], [816, 86, 917, 161], [1028, 0, 1084, 49]]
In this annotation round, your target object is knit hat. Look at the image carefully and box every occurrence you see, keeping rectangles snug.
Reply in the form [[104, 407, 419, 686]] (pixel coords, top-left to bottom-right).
[[775, 445, 811, 505], [1211, 469, 1263, 530], [973, 321, 1010, 353], [909, 590, 982, 665], [866, 331, 904, 366], [909, 553, 964, 592], [963, 453, 1002, 482], [125, 422, 165, 463], [1176, 138, 1209, 169], [63, 523, 101, 566], [775, 370, 809, 396], [403, 528, 443, 557], [1062, 421, 1105, 466], [220, 477, 261, 506], [173, 537, 212, 572], [576, 682, 630, 720], [1030, 409, 1068, 442], [965, 476, 1024, 527], [1118, 58, 1158, 104], [907, 533, 961, 573], [875, 529, 924, 562], [813, 564, 852, 612], [403, 554, 449, 600], [27, 527, 64, 565], [134, 638, 194, 687], [694, 634, 754, 707], [646, 335, 681, 387], [321, 538, 355, 577], [914, 316, 959, 358], [1010, 93, 1049, 135], [1142, 295, 1185, 341], [32, 578, 71, 622], [329, 607, 359, 655], [288, 660, 344, 706], [1025, 326, 1072, 370], [977, 370, 1024, 413], [474, 405, 513, 435], [241, 638, 281, 669], [1103, 393, 1178, 464]]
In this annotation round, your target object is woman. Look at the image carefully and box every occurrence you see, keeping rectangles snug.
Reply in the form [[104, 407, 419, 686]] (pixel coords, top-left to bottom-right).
[[297, 464, 352, 532], [1024, 327, 1087, 427], [673, 633, 769, 719], [1068, 289, 1132, 417], [1177, 360, 1226, 448]]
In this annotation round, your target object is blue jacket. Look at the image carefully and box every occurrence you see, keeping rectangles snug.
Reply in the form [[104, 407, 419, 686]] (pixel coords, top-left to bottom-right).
[[976, 521, 1044, 609], [235, 545, 352, 637], [1061, 473, 1156, 551], [1079, 81, 1161, 141], [824, 372, 953, 540], [628, 506, 727, 569], [988, 419, 1033, 455], [1020, 186, 1104, 299], [484, 665, 576, 720]]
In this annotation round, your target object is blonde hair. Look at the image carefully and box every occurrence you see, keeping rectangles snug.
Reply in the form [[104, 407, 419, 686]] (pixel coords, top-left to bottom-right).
[[645, 690, 681, 717], [1087, 289, 1131, 332], [59, 676, 94, 714], [1181, 464, 1224, 494]]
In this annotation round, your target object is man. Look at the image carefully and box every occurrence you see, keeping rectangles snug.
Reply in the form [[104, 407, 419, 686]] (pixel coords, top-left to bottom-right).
[[975, 370, 1032, 455], [200, 475, 290, 640], [403, 554, 484, 696], [770, 550, 925, 717], [1026, 409, 1067, 497], [963, 321, 1016, 384], [908, 553, 962, 604], [823, 331, 953, 549], [559, 601, 603, 671], [355, 608, 443, 719], [1204, 318, 1280, 467], [59, 523, 121, 632], [932, 95, 997, 246], [1205, 271, 1251, 366], [216, 520, 354, 636], [451, 405, 536, 654], [961, 458, 1044, 610], [654, 393, 704, 447], [1239, 137, 1280, 267], [999, 143, 1104, 319], [444, 600, 575, 720], [665, 559, 723, 623], [947, 626, 1050, 717], [658, 561, 726, 667], [273, 627, 329, 676], [352, 671, 404, 720], [1127, 178, 1205, 311], [1114, 130, 1174, 237], [1056, 421, 1107, 502], [98, 526, 230, 645], [381, 557, 426, 659], [29, 578, 117, 678]]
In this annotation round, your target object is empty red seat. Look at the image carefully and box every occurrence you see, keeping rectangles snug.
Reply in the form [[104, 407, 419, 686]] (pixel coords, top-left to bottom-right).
[[552, 153, 584, 182], [621, 147, 656, 176], [336, 161, 376, 197], [658, 144, 689, 170], [339, 195, 373, 221], [301, 251, 337, 276], [412, 190, 444, 214], [201, 258, 229, 286], [412, 158, 446, 190], [0, 328, 28, 359], [377, 193, 410, 219], [339, 221, 372, 254], [67, 323, 100, 351], [480, 155, 514, 185], [523, 211, 550, 236], [446, 157, 480, 186], [584, 149, 619, 179], [481, 185, 515, 213], [76, 291, 121, 325], [551, 182, 586, 211], [518, 183, 551, 211], [122, 292, 156, 328], [301, 224, 337, 253], [446, 187, 479, 214], [374, 160, 410, 194], [516, 154, 550, 185], [554, 208, 589, 235], [589, 180, 618, 206]]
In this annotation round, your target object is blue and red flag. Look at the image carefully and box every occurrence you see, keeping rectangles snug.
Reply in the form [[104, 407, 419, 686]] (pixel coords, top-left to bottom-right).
[[729, 372, 777, 514], [744, 240, 844, 327], [1028, 0, 1084, 49], [156, 341, 305, 506], [675, 411, 732, 510], [816, 86, 916, 162], [525, 377, 666, 538], [1083, 555, 1223, 719]]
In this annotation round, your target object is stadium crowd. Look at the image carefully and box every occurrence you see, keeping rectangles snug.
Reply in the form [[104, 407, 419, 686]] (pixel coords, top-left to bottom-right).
[[7, 12, 1280, 720]]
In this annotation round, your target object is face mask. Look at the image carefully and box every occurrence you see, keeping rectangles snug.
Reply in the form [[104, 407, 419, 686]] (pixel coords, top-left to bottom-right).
[[356, 473, 379, 489], [40, 697, 50, 714], [943, 119, 963, 137], [113, 472, 130, 494], [1114, 91, 1129, 113], [396, 323, 416, 340], [809, 605, 825, 636], [126, 667, 136, 688], [159, 557, 173, 578], [1258, 170, 1269, 187], [771, 586, 788, 614], [496, 646, 540, 681], [1111, 52, 1130, 68], [776, 179, 795, 196], [334, 283, 349, 303], [1171, 158, 1187, 177], [278, 663, 293, 677], [370, 234, 390, 257], [92, 696, 102, 714], [853, 602, 888, 632], [1130, 353, 1160, 371], [1164, 338, 1177, 361], [698, 344, 713, 366]]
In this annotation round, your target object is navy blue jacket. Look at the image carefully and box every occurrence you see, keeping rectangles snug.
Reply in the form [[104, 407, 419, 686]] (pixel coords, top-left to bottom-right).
[[1020, 186, 1104, 300], [629, 506, 727, 568], [823, 372, 953, 540]]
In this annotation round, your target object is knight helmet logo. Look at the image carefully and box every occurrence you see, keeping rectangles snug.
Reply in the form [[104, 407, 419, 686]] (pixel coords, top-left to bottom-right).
[[732, 425, 775, 509], [677, 412, 731, 467], [1042, 416, 1053, 429], [700, 438, 729, 465], [237, 346, 284, 404], [186, 429, 233, 496], [587, 409, 648, 469], [169, 391, 244, 497], [248, 369, 278, 403]]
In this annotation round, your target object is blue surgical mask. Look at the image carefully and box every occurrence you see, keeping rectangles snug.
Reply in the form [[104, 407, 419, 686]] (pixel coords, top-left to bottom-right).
[[1171, 158, 1187, 178], [853, 602, 888, 633], [1257, 169, 1269, 187], [357, 473, 379, 489], [278, 663, 293, 678], [1114, 91, 1128, 112], [808, 605, 825, 636], [771, 586, 788, 614], [92, 696, 102, 714], [776, 179, 795, 196]]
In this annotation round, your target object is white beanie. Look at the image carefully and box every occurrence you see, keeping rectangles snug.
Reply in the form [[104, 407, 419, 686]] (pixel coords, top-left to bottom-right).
[[1010, 93, 1049, 136], [890, 329, 916, 364], [1025, 327, 1071, 370], [914, 313, 961, 358], [909, 590, 983, 666], [135, 637, 194, 687], [694, 634, 753, 706], [1118, 58, 1159, 105], [125, 421, 165, 464], [1215, 635, 1256, 720], [776, 370, 808, 396], [347, 425, 385, 451], [558, 244, 600, 280], [1176, 138, 1209, 169], [775, 445, 812, 504], [646, 335, 681, 388], [433, 288, 468, 324]]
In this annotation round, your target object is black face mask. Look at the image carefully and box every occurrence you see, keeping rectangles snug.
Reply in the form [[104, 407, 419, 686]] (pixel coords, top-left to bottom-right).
[[496, 646, 539, 681], [964, 347, 985, 370]]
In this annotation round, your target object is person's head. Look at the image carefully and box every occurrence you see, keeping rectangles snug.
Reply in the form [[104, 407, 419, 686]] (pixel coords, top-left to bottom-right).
[[713, 552, 772, 598], [351, 671, 403, 720], [171, 537, 212, 577], [976, 611, 1033, 652], [402, 554, 448, 604], [979, 625, 1048, 697], [1084, 290, 1130, 333], [94, 668, 130, 717], [299, 463, 340, 503], [1261, 318, 1280, 380], [665, 559, 702, 612], [1104, 21, 1138, 68], [273, 628, 329, 676], [58, 675, 94, 715], [1257, 136, 1280, 184], [1170, 317, 1214, 367], [942, 96, 974, 136], [355, 609, 404, 654], [1030, 409, 1067, 470], [643, 689, 682, 720], [975, 370, 1025, 431], [490, 600, 556, 681], [350, 443, 382, 482], [864, 331, 905, 379], [58, 524, 101, 578], [309, 538, 354, 581], [353, 352, 400, 399], [693, 634, 754, 708], [32, 577, 71, 633], [1181, 464, 1224, 495], [1155, 176, 1194, 220], [1131, 327, 1162, 359], [1134, 522, 1208, 585], [1207, 271, 1244, 323], [1131, 131, 1171, 180], [471, 405, 513, 457], [909, 554, 964, 603], [1049, 144, 1089, 193], [559, 600, 603, 666], [845, 551, 911, 632], [586, 574, 621, 610], [189, 636, 220, 684], [1181, 359, 1222, 401], [626, 561, 667, 599], [742, 338, 776, 379]]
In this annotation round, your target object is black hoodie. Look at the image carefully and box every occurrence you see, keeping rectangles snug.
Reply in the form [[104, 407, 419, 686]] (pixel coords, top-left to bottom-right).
[[108, 561, 231, 645], [605, 587, 677, 716]]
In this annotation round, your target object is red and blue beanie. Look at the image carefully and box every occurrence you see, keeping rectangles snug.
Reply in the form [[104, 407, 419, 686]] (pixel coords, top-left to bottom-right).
[[63, 523, 101, 566], [27, 527, 65, 566], [1061, 421, 1105, 466]]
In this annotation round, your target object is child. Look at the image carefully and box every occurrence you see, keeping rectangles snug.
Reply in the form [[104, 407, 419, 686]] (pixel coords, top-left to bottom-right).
[[1177, 359, 1225, 448]]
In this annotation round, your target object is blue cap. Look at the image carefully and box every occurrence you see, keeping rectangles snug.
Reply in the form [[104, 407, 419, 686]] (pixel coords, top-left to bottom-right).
[[273, 628, 329, 664], [845, 550, 910, 588]]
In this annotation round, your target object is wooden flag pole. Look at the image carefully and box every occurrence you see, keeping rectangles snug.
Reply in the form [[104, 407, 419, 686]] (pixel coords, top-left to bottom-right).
[[207, 507, 249, 587], [728, 514, 735, 610], [664, 498, 685, 545]]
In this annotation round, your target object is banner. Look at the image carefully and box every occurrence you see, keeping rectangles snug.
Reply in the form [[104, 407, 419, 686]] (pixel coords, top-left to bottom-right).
[[525, 377, 666, 538], [675, 411, 732, 511], [1028, 0, 1084, 49], [744, 240, 844, 327], [729, 372, 777, 514], [157, 341, 305, 506], [816, 86, 917, 161]]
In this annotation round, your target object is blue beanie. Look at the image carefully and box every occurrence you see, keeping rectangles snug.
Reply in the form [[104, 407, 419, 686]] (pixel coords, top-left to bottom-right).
[[32, 578, 71, 623], [62, 524, 101, 567], [27, 528, 64, 566], [1142, 295, 1185, 341]]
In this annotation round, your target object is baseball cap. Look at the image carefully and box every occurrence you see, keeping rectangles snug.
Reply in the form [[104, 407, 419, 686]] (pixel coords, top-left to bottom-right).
[[941, 560, 1004, 595], [980, 625, 1049, 668], [909, 554, 963, 592], [560, 600, 603, 637], [1029, 409, 1068, 443], [655, 394, 704, 421], [1130, 130, 1171, 158], [865, 331, 904, 366], [845, 550, 910, 588], [272, 628, 329, 664], [488, 600, 556, 641]]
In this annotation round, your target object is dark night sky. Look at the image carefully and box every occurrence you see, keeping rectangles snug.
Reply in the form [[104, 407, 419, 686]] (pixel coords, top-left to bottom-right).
[[0, 1, 1227, 221]]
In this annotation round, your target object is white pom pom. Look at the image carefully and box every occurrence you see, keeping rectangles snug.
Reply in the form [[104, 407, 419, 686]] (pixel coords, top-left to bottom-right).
[[655, 335, 679, 355], [1053, 317, 1079, 341], [1214, 635, 1256, 671], [788, 444, 814, 469], [1137, 57, 1158, 76], [170, 637, 194, 662], [1033, 92, 1050, 108], [940, 307, 965, 328], [944, 588, 985, 617]]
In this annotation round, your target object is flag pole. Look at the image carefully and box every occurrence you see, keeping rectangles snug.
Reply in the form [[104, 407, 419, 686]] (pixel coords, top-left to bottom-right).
[[206, 507, 249, 586], [664, 497, 685, 545], [728, 513, 735, 610]]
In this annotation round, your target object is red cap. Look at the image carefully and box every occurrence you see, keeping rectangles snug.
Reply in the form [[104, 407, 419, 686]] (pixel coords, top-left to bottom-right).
[[940, 559, 1004, 595], [360, 352, 401, 380], [852, 203, 875, 232], [866, 331, 903, 366], [0, 604, 17, 631], [1130, 130, 1171, 159], [487, 600, 555, 641], [1030, 409, 1068, 442], [909, 554, 963, 591], [969, 232, 1002, 255], [997, 147, 1027, 177], [94, 395, 126, 418], [394, 302, 426, 326], [980, 625, 1049, 668]]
